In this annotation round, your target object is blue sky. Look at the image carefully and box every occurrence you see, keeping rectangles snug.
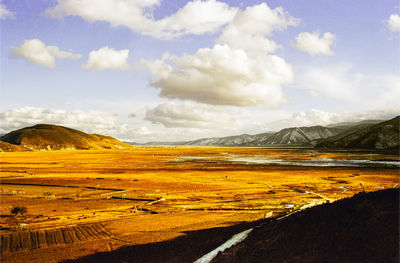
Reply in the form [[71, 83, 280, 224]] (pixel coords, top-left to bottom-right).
[[1, 0, 399, 142]]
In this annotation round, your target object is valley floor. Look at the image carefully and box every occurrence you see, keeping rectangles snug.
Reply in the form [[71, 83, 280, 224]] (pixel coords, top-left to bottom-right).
[[0, 147, 398, 262]]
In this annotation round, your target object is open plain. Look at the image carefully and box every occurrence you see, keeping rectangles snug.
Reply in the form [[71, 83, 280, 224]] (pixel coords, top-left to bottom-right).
[[0, 146, 399, 262]]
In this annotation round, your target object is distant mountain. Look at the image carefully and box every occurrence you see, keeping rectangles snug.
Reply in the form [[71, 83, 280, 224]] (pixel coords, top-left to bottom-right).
[[141, 133, 270, 146], [131, 118, 395, 149], [249, 126, 342, 146], [0, 124, 132, 152], [143, 141, 187, 146], [152, 126, 344, 147], [181, 133, 270, 146], [315, 116, 399, 150], [213, 188, 399, 263]]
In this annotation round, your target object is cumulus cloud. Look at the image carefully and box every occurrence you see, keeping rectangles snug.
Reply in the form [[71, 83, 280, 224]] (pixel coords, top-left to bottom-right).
[[140, 3, 297, 107], [83, 46, 130, 71], [11, 39, 82, 68], [218, 3, 299, 55], [387, 14, 400, 32], [0, 0, 13, 19], [45, 0, 237, 39], [141, 44, 293, 107], [145, 101, 238, 128], [264, 108, 400, 131], [293, 32, 335, 56]]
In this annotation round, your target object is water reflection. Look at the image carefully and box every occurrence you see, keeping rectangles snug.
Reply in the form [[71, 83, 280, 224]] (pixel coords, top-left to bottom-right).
[[228, 156, 399, 168], [173, 152, 400, 168]]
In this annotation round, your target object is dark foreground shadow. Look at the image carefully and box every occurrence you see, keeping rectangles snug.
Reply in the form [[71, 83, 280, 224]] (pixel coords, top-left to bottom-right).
[[61, 219, 265, 263], [214, 188, 400, 263]]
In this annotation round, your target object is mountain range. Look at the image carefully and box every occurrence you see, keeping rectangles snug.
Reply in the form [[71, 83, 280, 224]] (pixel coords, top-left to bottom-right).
[[313, 116, 399, 149], [144, 116, 399, 150], [176, 125, 342, 146]]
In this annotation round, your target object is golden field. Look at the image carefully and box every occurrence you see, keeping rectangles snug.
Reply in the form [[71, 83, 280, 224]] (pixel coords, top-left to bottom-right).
[[0, 147, 398, 262]]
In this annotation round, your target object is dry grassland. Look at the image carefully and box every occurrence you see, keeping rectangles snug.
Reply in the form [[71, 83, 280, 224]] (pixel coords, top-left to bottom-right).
[[0, 147, 398, 262]]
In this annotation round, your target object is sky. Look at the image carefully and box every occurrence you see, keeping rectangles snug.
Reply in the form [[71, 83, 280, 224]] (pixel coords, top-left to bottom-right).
[[0, 0, 399, 142]]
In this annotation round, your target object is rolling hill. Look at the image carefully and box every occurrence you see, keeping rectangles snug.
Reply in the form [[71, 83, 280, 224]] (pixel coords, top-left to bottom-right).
[[0, 124, 132, 151]]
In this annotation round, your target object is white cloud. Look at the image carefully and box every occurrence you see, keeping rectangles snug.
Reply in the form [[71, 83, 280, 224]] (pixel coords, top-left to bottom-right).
[[293, 32, 335, 56], [45, 0, 238, 39], [298, 64, 358, 101], [140, 3, 297, 107], [370, 74, 400, 108], [263, 108, 400, 131], [387, 14, 400, 32], [297, 64, 400, 106], [83, 46, 131, 71], [0, 0, 13, 19], [141, 44, 294, 107], [11, 39, 82, 68], [308, 90, 320, 98], [218, 3, 299, 55], [145, 101, 237, 128]]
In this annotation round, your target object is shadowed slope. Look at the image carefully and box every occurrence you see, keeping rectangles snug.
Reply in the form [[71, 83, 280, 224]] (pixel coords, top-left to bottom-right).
[[315, 116, 399, 150], [214, 188, 399, 263]]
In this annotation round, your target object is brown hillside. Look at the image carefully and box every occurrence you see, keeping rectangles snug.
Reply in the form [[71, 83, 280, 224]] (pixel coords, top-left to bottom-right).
[[0, 124, 132, 151]]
